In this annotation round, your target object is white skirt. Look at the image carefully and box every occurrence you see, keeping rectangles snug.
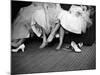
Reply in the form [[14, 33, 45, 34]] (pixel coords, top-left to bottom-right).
[[58, 10, 87, 34]]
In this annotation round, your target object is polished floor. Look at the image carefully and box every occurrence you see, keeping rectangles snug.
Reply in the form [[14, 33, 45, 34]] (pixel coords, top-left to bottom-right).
[[11, 38, 96, 74]]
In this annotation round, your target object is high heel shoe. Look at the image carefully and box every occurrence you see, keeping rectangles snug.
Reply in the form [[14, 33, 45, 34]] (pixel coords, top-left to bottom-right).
[[12, 44, 25, 52]]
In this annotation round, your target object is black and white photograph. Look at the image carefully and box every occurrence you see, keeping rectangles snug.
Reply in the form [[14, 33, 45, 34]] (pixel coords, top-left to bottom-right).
[[11, 0, 96, 75]]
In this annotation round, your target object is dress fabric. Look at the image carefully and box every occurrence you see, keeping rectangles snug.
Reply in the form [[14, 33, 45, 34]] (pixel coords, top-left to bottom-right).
[[58, 5, 91, 34], [12, 3, 60, 40], [12, 4, 45, 39]]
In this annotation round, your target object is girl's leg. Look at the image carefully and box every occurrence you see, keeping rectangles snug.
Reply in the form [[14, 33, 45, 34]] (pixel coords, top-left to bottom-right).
[[56, 27, 64, 50], [47, 23, 60, 42], [39, 30, 47, 48]]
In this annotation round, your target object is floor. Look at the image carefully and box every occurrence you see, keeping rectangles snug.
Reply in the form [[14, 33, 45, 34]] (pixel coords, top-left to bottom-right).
[[11, 38, 96, 74]]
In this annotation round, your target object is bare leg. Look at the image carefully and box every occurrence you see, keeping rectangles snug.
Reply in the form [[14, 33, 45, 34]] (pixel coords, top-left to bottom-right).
[[47, 23, 60, 42], [56, 27, 64, 50], [39, 31, 47, 48]]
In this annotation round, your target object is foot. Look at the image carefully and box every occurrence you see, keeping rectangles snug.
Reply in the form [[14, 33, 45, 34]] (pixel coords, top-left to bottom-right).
[[12, 44, 25, 52], [39, 42, 47, 48], [71, 41, 81, 53], [56, 46, 61, 50], [12, 48, 19, 52]]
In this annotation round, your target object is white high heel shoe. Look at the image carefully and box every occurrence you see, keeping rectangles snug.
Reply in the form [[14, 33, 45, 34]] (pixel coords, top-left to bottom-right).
[[12, 44, 25, 52], [71, 41, 81, 53]]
